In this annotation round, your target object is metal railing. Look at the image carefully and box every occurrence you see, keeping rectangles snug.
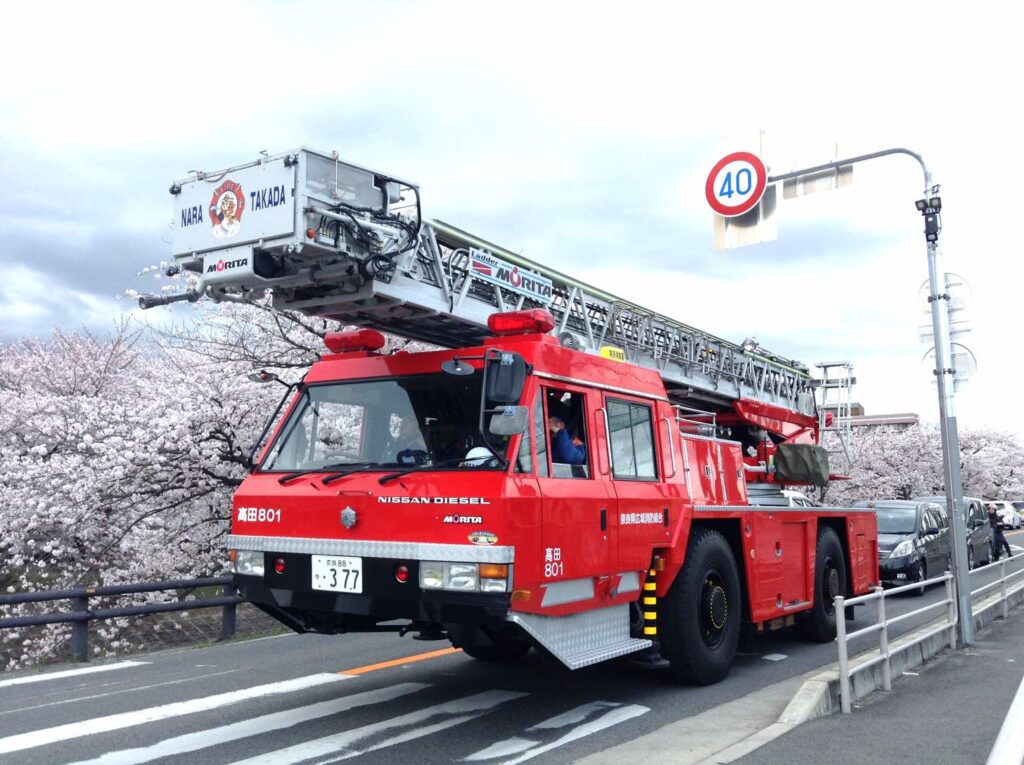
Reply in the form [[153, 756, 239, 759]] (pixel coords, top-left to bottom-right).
[[969, 555, 1024, 622], [835, 554, 1024, 715], [0, 577, 241, 662], [834, 571, 956, 714]]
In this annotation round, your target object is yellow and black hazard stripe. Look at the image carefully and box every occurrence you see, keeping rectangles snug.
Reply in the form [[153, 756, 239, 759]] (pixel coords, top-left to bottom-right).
[[643, 566, 658, 638]]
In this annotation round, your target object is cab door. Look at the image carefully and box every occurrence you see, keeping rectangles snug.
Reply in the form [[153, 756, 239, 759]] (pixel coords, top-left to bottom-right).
[[534, 385, 614, 609], [603, 395, 673, 575]]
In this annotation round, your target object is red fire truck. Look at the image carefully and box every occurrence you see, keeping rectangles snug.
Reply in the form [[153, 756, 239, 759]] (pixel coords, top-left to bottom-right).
[[144, 149, 878, 684]]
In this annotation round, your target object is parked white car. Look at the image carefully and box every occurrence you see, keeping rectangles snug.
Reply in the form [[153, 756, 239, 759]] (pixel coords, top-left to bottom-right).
[[782, 490, 819, 508]]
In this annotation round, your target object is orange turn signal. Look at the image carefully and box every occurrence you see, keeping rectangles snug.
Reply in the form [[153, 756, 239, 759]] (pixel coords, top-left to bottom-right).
[[228, 549, 238, 562], [479, 564, 508, 579], [511, 589, 531, 602]]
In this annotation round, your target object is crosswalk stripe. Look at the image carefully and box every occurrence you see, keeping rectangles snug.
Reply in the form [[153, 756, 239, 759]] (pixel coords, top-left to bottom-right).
[[499, 704, 649, 765], [464, 702, 650, 764], [68, 682, 430, 765], [0, 660, 149, 689], [228, 689, 529, 765], [0, 673, 346, 755]]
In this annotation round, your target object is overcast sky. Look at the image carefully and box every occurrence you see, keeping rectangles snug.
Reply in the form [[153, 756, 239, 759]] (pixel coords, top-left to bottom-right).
[[1, 1, 1021, 437]]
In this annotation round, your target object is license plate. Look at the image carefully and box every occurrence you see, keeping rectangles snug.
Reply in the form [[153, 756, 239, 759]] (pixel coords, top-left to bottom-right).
[[311, 555, 363, 593]]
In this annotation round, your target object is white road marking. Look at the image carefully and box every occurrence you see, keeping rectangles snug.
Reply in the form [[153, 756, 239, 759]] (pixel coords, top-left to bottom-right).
[[229, 689, 528, 765], [986, 673, 1024, 765], [1, 669, 240, 717], [497, 704, 649, 765], [68, 682, 429, 765], [465, 737, 537, 760], [763, 654, 788, 662], [0, 660, 149, 689], [464, 701, 650, 763], [0, 672, 346, 755]]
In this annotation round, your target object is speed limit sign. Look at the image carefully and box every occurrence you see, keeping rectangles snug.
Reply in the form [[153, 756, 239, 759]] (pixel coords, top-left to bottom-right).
[[705, 152, 768, 217]]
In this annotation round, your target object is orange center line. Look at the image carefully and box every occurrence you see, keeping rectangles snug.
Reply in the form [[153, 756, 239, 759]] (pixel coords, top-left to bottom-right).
[[338, 646, 463, 676]]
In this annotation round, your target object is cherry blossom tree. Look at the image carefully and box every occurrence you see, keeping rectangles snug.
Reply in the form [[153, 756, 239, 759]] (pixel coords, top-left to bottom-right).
[[823, 424, 1024, 504]]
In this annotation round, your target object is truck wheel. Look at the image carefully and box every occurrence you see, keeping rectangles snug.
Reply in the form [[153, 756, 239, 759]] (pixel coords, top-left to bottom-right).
[[451, 625, 531, 663], [660, 528, 741, 685], [798, 526, 847, 642]]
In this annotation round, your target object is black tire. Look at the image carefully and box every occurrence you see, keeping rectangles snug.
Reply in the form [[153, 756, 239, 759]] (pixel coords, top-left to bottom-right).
[[660, 528, 741, 685], [913, 560, 927, 597], [452, 626, 531, 663], [799, 526, 847, 642]]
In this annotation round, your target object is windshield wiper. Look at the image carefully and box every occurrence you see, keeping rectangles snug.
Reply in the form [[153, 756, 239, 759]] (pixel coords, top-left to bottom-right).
[[277, 462, 376, 485], [378, 457, 493, 485], [322, 464, 393, 485]]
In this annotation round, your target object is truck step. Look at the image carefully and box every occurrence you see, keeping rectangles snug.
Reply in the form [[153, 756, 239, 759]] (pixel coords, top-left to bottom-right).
[[507, 604, 652, 670]]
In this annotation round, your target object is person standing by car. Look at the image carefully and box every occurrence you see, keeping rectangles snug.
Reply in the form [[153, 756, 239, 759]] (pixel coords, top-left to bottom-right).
[[988, 503, 1012, 560]]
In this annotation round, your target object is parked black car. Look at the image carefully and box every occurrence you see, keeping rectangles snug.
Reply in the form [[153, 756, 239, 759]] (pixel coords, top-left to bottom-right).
[[854, 500, 950, 595], [914, 495, 991, 570]]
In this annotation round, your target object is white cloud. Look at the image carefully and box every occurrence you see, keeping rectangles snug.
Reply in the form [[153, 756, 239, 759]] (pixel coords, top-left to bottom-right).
[[1, 0, 1021, 438]]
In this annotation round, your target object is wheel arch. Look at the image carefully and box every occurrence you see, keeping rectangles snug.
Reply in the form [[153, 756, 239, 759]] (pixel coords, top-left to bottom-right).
[[683, 519, 750, 623], [818, 516, 853, 595]]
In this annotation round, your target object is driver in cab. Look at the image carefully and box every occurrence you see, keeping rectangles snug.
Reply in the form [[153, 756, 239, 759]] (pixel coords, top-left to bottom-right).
[[548, 416, 586, 465]]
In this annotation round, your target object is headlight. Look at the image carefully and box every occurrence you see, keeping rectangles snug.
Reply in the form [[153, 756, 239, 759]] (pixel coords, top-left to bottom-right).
[[890, 540, 914, 558], [445, 563, 479, 591], [418, 561, 510, 592], [420, 562, 445, 589], [234, 550, 265, 577]]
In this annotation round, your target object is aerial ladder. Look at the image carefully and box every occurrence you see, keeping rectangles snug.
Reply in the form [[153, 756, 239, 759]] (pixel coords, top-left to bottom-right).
[[144, 148, 852, 482]]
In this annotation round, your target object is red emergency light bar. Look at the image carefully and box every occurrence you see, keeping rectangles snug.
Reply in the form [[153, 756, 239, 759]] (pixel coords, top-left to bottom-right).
[[324, 329, 386, 354], [487, 309, 556, 336]]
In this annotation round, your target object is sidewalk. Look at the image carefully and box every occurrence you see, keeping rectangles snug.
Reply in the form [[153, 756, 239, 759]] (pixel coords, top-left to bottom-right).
[[734, 605, 1024, 765]]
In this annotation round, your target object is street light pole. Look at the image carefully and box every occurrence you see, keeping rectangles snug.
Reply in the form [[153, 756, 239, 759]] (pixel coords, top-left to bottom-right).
[[767, 148, 975, 646]]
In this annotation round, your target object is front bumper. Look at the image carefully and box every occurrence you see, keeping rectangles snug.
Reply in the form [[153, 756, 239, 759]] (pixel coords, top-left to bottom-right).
[[234, 549, 510, 634], [878, 554, 920, 585]]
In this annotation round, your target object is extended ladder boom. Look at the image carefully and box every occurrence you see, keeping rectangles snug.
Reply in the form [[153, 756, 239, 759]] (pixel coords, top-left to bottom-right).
[[147, 148, 819, 417]]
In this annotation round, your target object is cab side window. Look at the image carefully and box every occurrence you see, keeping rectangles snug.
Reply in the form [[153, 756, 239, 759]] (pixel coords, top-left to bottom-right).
[[533, 393, 548, 478], [514, 429, 533, 474], [607, 398, 657, 480], [544, 388, 589, 479]]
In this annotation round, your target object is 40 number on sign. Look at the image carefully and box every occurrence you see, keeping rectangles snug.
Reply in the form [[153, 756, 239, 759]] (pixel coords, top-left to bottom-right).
[[705, 152, 767, 218]]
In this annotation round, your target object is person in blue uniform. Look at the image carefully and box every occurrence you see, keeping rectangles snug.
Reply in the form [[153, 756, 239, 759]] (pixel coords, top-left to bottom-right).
[[549, 416, 586, 464]]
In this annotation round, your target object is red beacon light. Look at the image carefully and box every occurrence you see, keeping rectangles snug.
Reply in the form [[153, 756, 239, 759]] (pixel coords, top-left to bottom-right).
[[323, 329, 387, 354], [487, 309, 555, 336]]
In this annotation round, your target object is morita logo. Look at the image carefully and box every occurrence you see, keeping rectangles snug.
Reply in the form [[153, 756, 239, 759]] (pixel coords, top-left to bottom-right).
[[442, 514, 483, 524], [206, 258, 248, 273]]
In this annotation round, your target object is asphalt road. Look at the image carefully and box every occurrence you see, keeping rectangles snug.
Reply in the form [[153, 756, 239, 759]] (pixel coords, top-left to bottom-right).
[[1, 545, 1021, 765]]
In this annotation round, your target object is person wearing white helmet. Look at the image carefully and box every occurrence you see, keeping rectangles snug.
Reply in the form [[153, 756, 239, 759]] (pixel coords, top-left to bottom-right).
[[463, 446, 496, 466]]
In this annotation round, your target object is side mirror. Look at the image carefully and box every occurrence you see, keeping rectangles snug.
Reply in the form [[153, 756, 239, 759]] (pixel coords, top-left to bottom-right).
[[248, 370, 280, 384], [441, 358, 476, 376], [488, 406, 529, 436], [485, 351, 528, 404]]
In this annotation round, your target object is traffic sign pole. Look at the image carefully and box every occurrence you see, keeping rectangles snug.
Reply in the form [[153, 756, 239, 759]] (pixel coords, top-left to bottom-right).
[[760, 147, 975, 646]]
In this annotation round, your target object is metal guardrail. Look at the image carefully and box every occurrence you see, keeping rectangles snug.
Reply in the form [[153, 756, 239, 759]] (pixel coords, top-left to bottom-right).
[[835, 554, 1024, 715], [969, 555, 1024, 621], [0, 577, 241, 662], [834, 571, 956, 714]]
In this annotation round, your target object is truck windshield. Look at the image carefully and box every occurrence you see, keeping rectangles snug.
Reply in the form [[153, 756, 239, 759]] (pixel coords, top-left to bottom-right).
[[259, 374, 508, 473], [875, 508, 917, 535]]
